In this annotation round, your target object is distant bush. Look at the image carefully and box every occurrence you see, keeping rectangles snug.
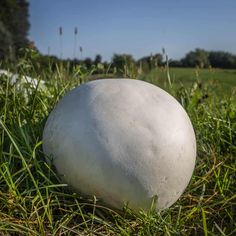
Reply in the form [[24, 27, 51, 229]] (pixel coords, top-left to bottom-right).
[[181, 48, 236, 69]]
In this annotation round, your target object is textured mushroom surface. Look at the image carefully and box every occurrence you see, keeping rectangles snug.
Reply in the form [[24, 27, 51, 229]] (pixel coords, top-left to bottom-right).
[[43, 79, 196, 211]]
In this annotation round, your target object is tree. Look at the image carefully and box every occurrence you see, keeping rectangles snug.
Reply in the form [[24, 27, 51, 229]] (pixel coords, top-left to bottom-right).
[[182, 49, 209, 68], [138, 53, 163, 73], [84, 57, 93, 69], [0, 21, 13, 59], [209, 51, 236, 69], [0, 0, 30, 59], [169, 60, 183, 67], [94, 54, 102, 65], [112, 54, 137, 77]]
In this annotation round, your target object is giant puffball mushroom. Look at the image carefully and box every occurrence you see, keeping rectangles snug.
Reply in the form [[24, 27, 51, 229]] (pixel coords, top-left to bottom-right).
[[43, 79, 196, 211]]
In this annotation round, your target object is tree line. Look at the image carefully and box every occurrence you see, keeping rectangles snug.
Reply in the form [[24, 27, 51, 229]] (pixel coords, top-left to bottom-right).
[[26, 49, 235, 79]]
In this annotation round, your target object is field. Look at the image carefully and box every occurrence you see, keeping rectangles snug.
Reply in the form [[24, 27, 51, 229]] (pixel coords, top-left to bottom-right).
[[141, 67, 236, 101], [0, 63, 235, 235]]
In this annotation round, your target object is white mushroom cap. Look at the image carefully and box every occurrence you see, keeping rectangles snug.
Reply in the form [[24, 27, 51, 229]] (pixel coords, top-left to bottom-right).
[[43, 79, 196, 211]]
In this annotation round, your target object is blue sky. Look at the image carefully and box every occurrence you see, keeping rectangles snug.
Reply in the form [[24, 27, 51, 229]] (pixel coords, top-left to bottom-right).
[[29, 0, 236, 62]]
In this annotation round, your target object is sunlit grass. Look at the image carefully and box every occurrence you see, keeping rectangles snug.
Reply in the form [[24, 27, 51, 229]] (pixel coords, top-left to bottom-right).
[[0, 61, 235, 235], [141, 67, 236, 102]]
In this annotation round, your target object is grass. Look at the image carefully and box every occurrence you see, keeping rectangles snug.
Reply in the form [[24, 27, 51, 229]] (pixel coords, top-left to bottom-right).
[[140, 67, 236, 102], [0, 61, 235, 235]]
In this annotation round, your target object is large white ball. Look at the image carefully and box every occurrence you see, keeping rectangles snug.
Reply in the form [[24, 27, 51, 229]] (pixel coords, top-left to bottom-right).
[[43, 79, 196, 211]]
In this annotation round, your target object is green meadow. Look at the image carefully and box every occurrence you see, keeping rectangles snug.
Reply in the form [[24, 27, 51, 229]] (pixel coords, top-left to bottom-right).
[[0, 62, 235, 235], [141, 67, 236, 100]]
